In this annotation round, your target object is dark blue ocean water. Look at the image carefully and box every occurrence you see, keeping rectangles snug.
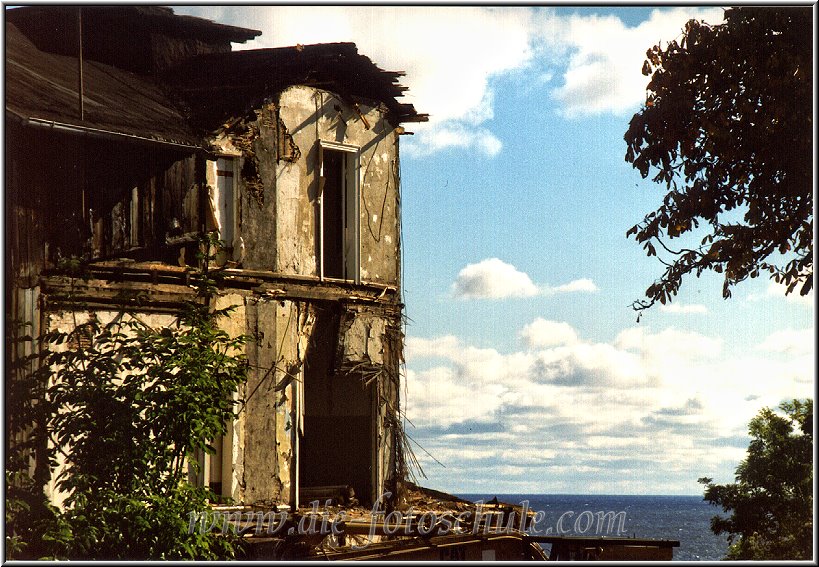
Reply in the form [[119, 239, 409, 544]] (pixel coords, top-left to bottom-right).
[[457, 494, 730, 561]]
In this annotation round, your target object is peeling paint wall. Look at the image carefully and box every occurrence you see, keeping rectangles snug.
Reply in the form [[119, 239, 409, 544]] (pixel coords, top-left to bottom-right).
[[13, 80, 408, 510], [34, 267, 405, 509], [211, 293, 247, 501], [228, 86, 401, 285], [225, 108, 278, 270], [201, 86, 406, 507], [242, 296, 287, 505]]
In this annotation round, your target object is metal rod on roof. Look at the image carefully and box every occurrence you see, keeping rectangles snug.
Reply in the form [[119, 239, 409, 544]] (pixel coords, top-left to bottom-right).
[[77, 7, 84, 121]]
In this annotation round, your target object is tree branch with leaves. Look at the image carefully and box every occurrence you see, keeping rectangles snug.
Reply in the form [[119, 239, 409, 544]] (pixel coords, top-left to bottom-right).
[[625, 7, 812, 316]]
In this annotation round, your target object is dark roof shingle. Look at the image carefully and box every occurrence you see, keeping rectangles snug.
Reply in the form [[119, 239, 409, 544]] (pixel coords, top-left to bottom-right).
[[5, 23, 201, 148]]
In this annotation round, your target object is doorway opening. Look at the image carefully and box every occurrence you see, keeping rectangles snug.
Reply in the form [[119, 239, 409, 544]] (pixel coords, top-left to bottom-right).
[[298, 307, 374, 506]]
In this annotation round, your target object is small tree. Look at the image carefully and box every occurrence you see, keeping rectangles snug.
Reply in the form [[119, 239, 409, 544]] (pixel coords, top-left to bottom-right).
[[624, 7, 812, 315], [699, 399, 813, 560], [6, 246, 249, 560]]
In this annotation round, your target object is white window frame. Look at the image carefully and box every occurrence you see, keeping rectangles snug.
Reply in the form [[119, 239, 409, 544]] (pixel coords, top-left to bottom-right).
[[214, 157, 237, 249], [318, 141, 360, 284]]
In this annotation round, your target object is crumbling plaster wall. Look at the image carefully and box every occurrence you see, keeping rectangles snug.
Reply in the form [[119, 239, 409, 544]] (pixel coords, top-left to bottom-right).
[[242, 295, 285, 506], [225, 107, 278, 270], [36, 279, 404, 509], [241, 294, 322, 506], [28, 81, 409, 507], [232, 85, 402, 284], [211, 293, 247, 502]]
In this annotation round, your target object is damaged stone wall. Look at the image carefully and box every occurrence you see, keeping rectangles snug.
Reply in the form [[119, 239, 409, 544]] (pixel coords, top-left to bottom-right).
[[211, 293, 247, 502], [201, 84, 407, 507], [334, 303, 404, 505], [34, 267, 405, 510], [221, 85, 402, 285], [17, 80, 409, 511], [242, 295, 287, 506], [220, 109, 278, 269]]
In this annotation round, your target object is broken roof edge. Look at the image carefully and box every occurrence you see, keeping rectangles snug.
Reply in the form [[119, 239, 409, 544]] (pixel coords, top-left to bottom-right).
[[158, 7, 262, 42], [277, 42, 430, 125], [167, 41, 428, 128]]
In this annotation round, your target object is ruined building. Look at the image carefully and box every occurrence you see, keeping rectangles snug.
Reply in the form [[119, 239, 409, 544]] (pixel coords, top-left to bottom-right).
[[5, 6, 427, 509]]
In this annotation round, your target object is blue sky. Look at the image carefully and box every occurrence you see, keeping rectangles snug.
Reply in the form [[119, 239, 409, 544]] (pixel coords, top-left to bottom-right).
[[175, 5, 814, 495]]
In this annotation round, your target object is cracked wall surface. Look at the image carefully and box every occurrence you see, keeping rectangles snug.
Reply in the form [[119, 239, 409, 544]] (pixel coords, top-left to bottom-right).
[[226, 86, 403, 285], [16, 83, 407, 510]]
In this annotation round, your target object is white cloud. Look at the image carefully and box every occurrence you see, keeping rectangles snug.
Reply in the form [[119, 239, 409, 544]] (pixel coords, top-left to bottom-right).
[[615, 326, 723, 359], [451, 258, 539, 299], [451, 258, 598, 300], [403, 123, 503, 158], [757, 328, 814, 356], [175, 6, 724, 157], [403, 319, 812, 492], [543, 8, 724, 117], [188, 6, 535, 158], [754, 280, 815, 307], [549, 278, 599, 294], [659, 302, 709, 314], [520, 318, 579, 347], [406, 365, 506, 428]]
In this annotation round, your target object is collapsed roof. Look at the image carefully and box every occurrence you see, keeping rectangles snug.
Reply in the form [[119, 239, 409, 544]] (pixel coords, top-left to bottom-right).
[[4, 6, 427, 146], [5, 6, 261, 75], [165, 42, 429, 131]]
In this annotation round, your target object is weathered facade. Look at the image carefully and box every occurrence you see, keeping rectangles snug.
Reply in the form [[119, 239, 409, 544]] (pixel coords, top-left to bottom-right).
[[5, 6, 426, 509]]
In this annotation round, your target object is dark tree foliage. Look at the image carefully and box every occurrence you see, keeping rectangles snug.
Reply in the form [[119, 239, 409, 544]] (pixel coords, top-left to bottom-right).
[[625, 7, 812, 314], [699, 399, 813, 560]]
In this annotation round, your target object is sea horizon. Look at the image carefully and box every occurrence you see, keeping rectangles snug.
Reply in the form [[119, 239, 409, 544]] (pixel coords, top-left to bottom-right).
[[455, 493, 730, 561], [458, 492, 706, 497]]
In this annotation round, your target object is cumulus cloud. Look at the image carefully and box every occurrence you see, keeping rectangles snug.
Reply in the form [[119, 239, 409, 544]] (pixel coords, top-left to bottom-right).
[[615, 326, 723, 361], [757, 328, 814, 356], [404, 365, 506, 428], [520, 318, 578, 347], [174, 6, 724, 157], [543, 8, 724, 117], [177, 6, 535, 157], [403, 124, 503, 158], [549, 278, 599, 294], [451, 258, 540, 299], [748, 279, 814, 307], [451, 258, 598, 299], [402, 319, 812, 492]]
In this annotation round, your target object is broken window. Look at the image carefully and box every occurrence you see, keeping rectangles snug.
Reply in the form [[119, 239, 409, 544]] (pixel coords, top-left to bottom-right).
[[190, 434, 230, 500], [319, 142, 360, 282]]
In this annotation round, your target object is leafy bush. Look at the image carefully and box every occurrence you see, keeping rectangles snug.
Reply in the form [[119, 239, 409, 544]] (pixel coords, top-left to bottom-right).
[[6, 254, 249, 560]]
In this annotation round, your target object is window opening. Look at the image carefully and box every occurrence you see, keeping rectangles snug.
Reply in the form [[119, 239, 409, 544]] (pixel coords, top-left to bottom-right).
[[319, 143, 360, 282]]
